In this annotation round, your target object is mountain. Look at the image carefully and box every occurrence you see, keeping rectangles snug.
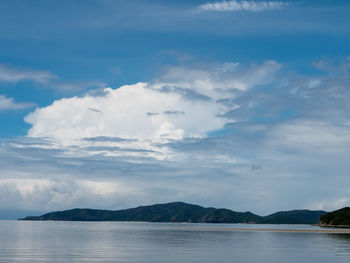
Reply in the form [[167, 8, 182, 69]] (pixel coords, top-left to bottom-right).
[[260, 210, 327, 224], [320, 207, 350, 227], [21, 202, 261, 223], [20, 202, 327, 224]]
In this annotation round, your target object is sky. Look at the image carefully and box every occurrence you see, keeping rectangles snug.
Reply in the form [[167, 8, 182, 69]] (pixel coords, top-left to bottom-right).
[[1, 0, 350, 215]]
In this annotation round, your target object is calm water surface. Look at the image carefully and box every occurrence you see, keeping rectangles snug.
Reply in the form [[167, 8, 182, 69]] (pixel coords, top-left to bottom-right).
[[1, 221, 350, 262]]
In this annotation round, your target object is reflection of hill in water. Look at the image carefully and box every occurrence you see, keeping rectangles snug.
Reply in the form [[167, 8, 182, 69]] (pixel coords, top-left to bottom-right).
[[330, 233, 350, 241], [2, 221, 350, 263], [328, 234, 350, 254]]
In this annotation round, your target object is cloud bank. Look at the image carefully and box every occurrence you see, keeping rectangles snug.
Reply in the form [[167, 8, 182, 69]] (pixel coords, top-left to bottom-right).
[[1, 59, 350, 214]]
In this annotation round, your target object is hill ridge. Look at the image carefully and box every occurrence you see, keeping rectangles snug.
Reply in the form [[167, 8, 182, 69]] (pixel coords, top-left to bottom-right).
[[320, 207, 350, 227], [20, 202, 327, 224]]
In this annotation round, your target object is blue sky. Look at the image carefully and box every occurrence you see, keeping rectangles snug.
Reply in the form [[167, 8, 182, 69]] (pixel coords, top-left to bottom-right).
[[1, 0, 350, 214]]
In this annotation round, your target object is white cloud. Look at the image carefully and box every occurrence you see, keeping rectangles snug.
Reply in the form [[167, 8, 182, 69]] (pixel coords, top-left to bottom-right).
[[25, 83, 225, 143], [198, 0, 288, 13], [23, 61, 280, 160], [155, 60, 280, 96], [267, 120, 350, 154], [0, 64, 57, 84], [0, 94, 36, 111]]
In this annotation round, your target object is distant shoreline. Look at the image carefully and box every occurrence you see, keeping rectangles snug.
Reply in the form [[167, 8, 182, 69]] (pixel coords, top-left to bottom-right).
[[189, 227, 350, 234], [19, 202, 329, 225]]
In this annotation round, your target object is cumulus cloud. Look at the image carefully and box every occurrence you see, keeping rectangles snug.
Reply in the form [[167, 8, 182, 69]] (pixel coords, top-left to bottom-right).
[[25, 83, 224, 143], [0, 64, 57, 84], [198, 0, 289, 13], [0, 95, 36, 111], [24, 61, 280, 146]]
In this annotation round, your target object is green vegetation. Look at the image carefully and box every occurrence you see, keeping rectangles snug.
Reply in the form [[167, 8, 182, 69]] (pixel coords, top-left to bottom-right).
[[20, 202, 327, 224], [261, 210, 327, 224], [320, 207, 350, 227]]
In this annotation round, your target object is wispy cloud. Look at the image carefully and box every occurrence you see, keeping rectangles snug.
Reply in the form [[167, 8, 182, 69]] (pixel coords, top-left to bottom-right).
[[52, 80, 107, 92], [0, 64, 57, 84], [0, 95, 36, 111], [198, 0, 289, 13], [0, 63, 107, 93]]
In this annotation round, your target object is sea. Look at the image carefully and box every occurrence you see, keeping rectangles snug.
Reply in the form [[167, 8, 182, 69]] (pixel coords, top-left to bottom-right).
[[1, 221, 350, 262]]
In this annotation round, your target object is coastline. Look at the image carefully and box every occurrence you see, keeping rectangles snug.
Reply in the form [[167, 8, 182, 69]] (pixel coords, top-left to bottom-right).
[[189, 227, 350, 234]]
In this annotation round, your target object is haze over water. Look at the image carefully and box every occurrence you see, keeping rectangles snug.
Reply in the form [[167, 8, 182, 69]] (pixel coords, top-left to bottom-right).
[[1, 221, 350, 263]]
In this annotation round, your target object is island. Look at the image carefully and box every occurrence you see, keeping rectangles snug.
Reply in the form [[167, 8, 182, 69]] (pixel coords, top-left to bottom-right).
[[20, 202, 327, 224], [319, 207, 350, 228]]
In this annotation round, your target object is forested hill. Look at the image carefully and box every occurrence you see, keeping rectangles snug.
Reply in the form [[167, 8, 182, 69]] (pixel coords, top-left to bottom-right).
[[320, 207, 350, 227], [20, 202, 327, 224]]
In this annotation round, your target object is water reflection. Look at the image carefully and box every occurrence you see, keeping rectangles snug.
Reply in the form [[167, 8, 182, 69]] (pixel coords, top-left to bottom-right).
[[0, 221, 350, 263]]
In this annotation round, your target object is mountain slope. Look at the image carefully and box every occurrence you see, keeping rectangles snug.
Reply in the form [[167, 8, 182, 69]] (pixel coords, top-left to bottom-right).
[[261, 210, 327, 224], [320, 207, 350, 227], [20, 202, 326, 224]]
